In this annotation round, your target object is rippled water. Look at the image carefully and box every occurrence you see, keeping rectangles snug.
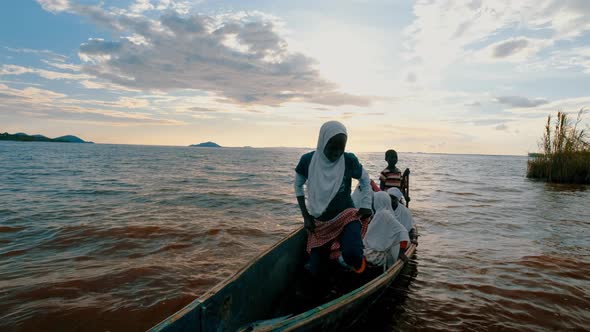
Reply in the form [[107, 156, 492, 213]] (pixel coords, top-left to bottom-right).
[[1, 141, 589, 331]]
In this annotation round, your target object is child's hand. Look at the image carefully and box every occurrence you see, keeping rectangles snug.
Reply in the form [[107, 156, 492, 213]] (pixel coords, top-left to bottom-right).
[[357, 208, 373, 220], [409, 229, 419, 246]]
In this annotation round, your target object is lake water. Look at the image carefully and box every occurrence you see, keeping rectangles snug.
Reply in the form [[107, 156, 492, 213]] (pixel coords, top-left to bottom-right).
[[0, 141, 589, 331]]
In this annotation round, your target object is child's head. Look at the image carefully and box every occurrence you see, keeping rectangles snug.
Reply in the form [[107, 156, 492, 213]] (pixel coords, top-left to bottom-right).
[[324, 134, 347, 162], [318, 121, 347, 162], [385, 149, 398, 167], [387, 187, 402, 209]]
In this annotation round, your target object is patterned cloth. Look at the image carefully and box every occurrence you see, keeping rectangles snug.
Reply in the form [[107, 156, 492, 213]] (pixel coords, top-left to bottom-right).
[[306, 208, 369, 260]]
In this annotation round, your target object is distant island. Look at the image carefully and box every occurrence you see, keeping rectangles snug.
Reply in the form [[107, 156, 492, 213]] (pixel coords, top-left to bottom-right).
[[0, 132, 93, 143], [190, 141, 222, 148]]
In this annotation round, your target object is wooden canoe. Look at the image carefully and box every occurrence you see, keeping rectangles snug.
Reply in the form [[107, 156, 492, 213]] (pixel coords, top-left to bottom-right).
[[149, 226, 417, 332]]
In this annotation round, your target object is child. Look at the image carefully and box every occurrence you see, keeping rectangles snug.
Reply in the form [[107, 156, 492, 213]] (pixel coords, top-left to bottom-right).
[[387, 187, 417, 243], [363, 191, 409, 269], [294, 121, 373, 276], [379, 149, 402, 191]]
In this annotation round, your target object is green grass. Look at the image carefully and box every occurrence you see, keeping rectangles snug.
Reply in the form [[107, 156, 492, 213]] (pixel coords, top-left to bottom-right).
[[527, 109, 590, 184]]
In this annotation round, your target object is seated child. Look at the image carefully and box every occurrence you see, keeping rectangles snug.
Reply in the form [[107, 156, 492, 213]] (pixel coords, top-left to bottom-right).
[[363, 191, 409, 269], [387, 187, 417, 242]]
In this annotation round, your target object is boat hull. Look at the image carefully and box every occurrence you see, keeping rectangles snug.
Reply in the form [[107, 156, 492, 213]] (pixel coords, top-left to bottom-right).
[[150, 227, 416, 332]]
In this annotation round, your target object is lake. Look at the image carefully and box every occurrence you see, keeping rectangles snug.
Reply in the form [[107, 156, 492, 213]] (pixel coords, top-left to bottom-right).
[[0, 141, 588, 331]]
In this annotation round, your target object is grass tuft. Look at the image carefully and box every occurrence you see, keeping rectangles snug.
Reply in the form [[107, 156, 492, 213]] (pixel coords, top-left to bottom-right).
[[527, 109, 590, 184]]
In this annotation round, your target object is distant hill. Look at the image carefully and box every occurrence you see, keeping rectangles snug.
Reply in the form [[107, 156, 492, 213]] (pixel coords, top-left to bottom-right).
[[0, 132, 92, 143], [190, 141, 222, 148], [54, 135, 87, 143]]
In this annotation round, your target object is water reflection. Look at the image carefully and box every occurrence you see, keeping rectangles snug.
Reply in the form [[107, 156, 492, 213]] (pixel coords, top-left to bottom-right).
[[349, 257, 419, 331], [543, 182, 589, 192]]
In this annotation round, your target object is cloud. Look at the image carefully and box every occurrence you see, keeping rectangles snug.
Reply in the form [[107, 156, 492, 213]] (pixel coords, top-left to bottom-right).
[[0, 84, 66, 104], [0, 64, 90, 81], [188, 106, 221, 113], [449, 116, 514, 127], [4, 47, 67, 61], [0, 83, 181, 126], [36, 0, 70, 13], [170, 106, 230, 120], [495, 123, 509, 131], [79, 79, 139, 91], [79, 39, 122, 54], [129, 0, 153, 13], [542, 0, 590, 38], [0, 92, 20, 99], [33, 107, 186, 125], [513, 96, 590, 114], [493, 39, 530, 58], [128, 0, 195, 15], [474, 37, 553, 62], [544, 46, 590, 74], [66, 6, 370, 107], [114, 97, 150, 109], [404, 0, 590, 79], [495, 95, 549, 108], [360, 125, 479, 146], [470, 118, 511, 126], [41, 60, 81, 71]]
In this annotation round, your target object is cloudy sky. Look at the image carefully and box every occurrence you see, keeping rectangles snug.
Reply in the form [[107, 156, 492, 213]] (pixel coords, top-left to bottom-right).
[[1, 0, 589, 154]]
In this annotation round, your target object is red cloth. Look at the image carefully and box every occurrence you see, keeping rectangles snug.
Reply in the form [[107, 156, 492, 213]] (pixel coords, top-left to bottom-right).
[[370, 179, 380, 192], [306, 208, 369, 260]]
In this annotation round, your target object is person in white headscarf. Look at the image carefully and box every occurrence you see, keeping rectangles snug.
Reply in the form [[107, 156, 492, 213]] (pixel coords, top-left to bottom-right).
[[364, 191, 410, 269], [294, 121, 373, 276], [351, 170, 374, 210], [387, 187, 417, 241]]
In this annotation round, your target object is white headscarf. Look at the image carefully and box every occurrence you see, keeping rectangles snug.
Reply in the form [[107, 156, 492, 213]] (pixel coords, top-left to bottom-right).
[[307, 121, 347, 218], [351, 180, 374, 209], [394, 204, 414, 232], [387, 187, 403, 201], [365, 191, 408, 251]]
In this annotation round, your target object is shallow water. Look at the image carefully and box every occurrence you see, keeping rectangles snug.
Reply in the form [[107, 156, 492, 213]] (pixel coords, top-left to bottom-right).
[[0, 141, 588, 331]]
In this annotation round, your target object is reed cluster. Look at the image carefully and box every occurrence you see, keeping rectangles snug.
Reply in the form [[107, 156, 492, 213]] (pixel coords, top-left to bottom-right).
[[527, 109, 590, 183]]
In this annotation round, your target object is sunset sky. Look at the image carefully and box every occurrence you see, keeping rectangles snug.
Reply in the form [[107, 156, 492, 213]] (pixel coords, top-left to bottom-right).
[[1, 0, 589, 154]]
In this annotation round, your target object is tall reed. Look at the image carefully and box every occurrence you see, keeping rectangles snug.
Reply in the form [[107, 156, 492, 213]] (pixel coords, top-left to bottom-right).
[[527, 109, 590, 183]]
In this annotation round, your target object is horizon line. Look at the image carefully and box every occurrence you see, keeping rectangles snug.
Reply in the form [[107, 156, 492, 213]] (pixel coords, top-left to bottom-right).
[[0, 139, 527, 157]]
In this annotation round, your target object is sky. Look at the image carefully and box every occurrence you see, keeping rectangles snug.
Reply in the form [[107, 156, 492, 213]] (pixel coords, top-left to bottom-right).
[[1, 0, 590, 155]]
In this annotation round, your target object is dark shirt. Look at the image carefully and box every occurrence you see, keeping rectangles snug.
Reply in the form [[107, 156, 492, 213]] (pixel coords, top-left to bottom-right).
[[295, 151, 364, 221]]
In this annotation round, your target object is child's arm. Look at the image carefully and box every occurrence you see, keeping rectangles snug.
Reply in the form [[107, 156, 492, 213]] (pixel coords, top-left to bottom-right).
[[355, 169, 373, 220], [294, 172, 315, 232], [296, 196, 314, 231], [379, 171, 386, 190]]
